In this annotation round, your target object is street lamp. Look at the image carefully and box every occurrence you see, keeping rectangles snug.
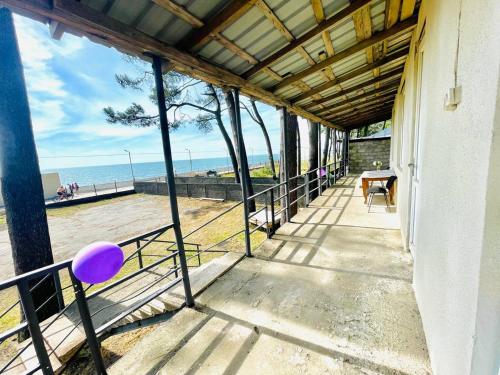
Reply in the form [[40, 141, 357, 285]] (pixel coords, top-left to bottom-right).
[[185, 147, 192, 172], [124, 149, 135, 182]]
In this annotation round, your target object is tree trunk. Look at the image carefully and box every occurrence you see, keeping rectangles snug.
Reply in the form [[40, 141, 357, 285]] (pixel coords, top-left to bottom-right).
[[215, 114, 240, 183], [206, 84, 240, 183], [250, 100, 276, 180], [224, 90, 255, 211], [307, 120, 319, 200], [322, 128, 331, 166], [0, 9, 60, 331]]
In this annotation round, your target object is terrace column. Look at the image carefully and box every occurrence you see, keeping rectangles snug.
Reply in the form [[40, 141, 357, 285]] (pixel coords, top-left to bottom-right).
[[151, 56, 194, 307], [232, 88, 251, 257], [333, 130, 337, 184], [0, 8, 61, 322], [317, 123, 322, 195]]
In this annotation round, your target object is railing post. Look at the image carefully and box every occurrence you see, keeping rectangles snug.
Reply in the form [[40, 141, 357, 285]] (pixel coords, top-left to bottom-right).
[[136, 240, 143, 269], [265, 192, 271, 239], [152, 55, 194, 307], [270, 188, 275, 234], [327, 164, 331, 188], [53, 272, 65, 310], [196, 244, 201, 266], [69, 271, 107, 375], [18, 280, 54, 375], [114, 181, 118, 193], [304, 174, 309, 206], [233, 88, 252, 257], [173, 254, 179, 278]]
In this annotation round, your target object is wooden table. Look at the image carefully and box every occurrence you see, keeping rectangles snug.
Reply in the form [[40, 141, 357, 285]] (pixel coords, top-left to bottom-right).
[[360, 170, 396, 204]]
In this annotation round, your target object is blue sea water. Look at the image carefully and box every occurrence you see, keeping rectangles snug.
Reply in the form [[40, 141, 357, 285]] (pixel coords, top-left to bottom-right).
[[43, 154, 275, 186]]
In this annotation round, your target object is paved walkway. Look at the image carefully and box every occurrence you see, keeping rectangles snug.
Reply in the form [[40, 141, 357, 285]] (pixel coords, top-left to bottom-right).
[[109, 176, 431, 374]]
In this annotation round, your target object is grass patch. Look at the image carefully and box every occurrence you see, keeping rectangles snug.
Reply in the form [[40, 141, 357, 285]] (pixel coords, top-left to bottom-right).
[[0, 214, 5, 226]]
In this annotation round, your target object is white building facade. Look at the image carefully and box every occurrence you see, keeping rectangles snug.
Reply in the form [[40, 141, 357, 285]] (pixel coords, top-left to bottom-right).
[[389, 0, 500, 373]]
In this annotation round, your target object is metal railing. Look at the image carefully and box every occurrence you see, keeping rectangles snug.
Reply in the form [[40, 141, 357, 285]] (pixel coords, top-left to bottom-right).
[[0, 155, 349, 374], [0, 224, 191, 374]]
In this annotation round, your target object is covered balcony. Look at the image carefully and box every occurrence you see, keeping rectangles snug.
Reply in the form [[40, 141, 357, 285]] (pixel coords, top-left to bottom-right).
[[0, 0, 498, 374]]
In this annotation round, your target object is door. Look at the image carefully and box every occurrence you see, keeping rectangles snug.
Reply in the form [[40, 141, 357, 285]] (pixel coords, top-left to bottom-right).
[[408, 33, 426, 254]]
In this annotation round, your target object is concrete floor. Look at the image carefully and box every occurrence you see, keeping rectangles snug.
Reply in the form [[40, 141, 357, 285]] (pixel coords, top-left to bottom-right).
[[110, 176, 431, 374]]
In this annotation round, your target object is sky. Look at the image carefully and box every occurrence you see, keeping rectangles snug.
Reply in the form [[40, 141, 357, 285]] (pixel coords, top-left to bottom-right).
[[14, 14, 312, 171]]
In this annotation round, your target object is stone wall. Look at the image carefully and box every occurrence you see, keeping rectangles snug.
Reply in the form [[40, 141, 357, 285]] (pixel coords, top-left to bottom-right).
[[134, 176, 306, 204], [348, 136, 391, 173]]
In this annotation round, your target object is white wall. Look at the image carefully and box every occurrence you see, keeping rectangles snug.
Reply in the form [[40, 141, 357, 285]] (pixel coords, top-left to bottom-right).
[[390, 0, 500, 373], [0, 172, 60, 205]]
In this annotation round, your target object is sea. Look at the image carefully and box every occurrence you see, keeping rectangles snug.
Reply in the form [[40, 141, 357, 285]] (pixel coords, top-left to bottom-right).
[[43, 154, 274, 186]]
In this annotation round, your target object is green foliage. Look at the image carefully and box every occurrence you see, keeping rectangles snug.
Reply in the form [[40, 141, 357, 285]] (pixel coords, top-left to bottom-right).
[[350, 119, 392, 138], [103, 59, 222, 134]]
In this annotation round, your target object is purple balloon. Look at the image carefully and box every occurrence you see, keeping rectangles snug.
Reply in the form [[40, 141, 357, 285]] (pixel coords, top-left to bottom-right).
[[72, 242, 124, 284], [318, 167, 327, 177]]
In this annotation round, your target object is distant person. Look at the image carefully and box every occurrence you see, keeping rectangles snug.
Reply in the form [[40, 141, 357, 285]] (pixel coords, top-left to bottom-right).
[[72, 182, 79, 194], [68, 183, 74, 195], [56, 185, 66, 201]]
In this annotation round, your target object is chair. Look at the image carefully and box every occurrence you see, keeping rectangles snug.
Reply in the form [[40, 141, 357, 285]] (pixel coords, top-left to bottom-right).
[[367, 175, 397, 212]]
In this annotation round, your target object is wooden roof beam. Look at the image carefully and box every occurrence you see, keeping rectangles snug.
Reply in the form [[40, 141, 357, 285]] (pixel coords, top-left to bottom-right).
[[303, 67, 404, 109], [153, 0, 203, 28], [272, 15, 417, 91], [2, 0, 336, 128], [341, 112, 392, 129], [400, 0, 417, 20], [178, 0, 256, 50], [242, 0, 372, 78], [327, 100, 394, 121], [315, 84, 399, 115], [323, 91, 397, 117], [336, 109, 392, 126], [291, 47, 408, 103]]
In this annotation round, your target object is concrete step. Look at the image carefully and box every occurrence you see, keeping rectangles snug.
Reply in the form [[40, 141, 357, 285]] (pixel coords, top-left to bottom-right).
[[109, 252, 243, 331], [8, 315, 86, 375], [170, 252, 244, 298], [108, 308, 208, 375]]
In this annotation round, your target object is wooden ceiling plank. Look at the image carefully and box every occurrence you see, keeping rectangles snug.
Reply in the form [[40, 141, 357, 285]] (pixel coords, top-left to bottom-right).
[[315, 85, 398, 115], [340, 112, 392, 129], [263, 67, 283, 81], [272, 15, 417, 91], [303, 68, 404, 109], [336, 107, 392, 123], [291, 47, 407, 102], [153, 0, 204, 28], [255, 0, 294, 41], [178, 0, 256, 50], [326, 98, 395, 119], [385, 0, 402, 28], [322, 91, 397, 117], [243, 0, 372, 78], [400, 0, 416, 20], [311, 0, 325, 23], [211, 33, 258, 64]]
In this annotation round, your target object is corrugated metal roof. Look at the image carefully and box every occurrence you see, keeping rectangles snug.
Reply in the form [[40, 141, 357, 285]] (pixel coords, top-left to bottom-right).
[[7, 0, 421, 129]]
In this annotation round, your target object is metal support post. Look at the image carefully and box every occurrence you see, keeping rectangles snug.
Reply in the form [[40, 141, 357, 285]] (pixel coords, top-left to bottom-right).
[[18, 280, 53, 375], [270, 188, 276, 233], [233, 88, 252, 257], [333, 131, 337, 184], [280, 108, 291, 222], [345, 132, 349, 175], [152, 55, 194, 307], [304, 173, 309, 206], [136, 240, 143, 269], [318, 124, 322, 196], [70, 272, 107, 375]]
